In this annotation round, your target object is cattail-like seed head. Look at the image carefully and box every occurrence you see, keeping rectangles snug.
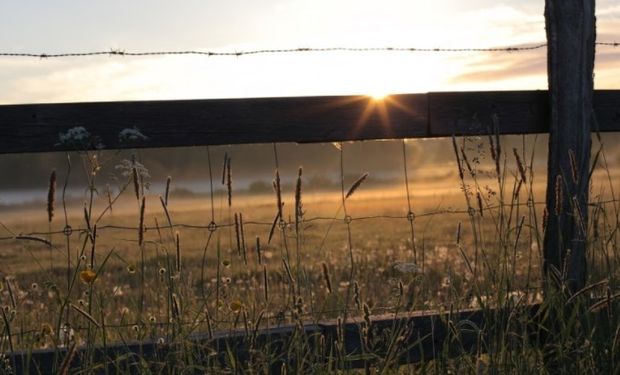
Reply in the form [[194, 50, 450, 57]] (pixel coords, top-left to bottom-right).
[[491, 114, 502, 180], [492, 114, 501, 160], [164, 176, 172, 206], [345, 172, 369, 199], [295, 167, 303, 231], [322, 262, 332, 293], [513, 148, 527, 183], [226, 156, 232, 207], [239, 213, 247, 265], [47, 170, 56, 223], [132, 164, 140, 201], [268, 210, 280, 244], [255, 236, 262, 265]]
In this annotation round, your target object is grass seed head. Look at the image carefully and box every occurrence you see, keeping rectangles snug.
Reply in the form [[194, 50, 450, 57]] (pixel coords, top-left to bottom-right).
[[47, 170, 56, 223], [345, 172, 369, 199]]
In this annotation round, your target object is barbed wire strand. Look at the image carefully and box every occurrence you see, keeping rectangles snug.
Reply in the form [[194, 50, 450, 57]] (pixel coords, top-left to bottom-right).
[[1, 199, 619, 242], [0, 42, 616, 60]]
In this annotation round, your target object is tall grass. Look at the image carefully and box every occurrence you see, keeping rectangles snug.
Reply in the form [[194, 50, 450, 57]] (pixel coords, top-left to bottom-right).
[[0, 133, 618, 374]]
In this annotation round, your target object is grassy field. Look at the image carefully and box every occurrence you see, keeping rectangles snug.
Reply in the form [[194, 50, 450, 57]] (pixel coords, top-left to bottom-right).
[[1, 138, 619, 373]]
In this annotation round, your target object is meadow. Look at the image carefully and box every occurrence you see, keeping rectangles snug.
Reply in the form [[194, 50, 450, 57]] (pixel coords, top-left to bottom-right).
[[0, 136, 619, 373]]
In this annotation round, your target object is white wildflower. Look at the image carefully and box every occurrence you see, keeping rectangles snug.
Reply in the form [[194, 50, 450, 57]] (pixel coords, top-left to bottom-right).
[[58, 127, 90, 144], [58, 324, 75, 346], [112, 285, 124, 297], [118, 127, 148, 142], [393, 262, 418, 274], [115, 159, 150, 178]]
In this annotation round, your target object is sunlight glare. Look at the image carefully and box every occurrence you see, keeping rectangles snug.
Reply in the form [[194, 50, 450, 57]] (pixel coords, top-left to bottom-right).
[[369, 92, 389, 100]]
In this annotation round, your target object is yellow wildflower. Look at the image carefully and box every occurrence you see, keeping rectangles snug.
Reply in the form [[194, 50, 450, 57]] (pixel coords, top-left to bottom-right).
[[229, 300, 243, 313], [80, 269, 97, 284], [41, 323, 54, 336]]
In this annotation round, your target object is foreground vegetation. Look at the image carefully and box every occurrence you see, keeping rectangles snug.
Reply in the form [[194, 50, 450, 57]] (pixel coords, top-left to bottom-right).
[[0, 136, 619, 373]]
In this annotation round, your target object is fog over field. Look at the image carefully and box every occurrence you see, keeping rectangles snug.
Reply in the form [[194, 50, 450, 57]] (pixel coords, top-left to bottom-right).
[[2, 133, 619, 207]]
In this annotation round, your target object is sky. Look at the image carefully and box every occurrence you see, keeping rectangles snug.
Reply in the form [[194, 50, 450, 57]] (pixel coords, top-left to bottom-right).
[[0, 0, 618, 104]]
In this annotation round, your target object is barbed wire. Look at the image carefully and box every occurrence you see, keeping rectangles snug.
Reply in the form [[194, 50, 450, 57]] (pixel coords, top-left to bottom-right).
[[0, 42, 615, 60], [1, 199, 619, 242]]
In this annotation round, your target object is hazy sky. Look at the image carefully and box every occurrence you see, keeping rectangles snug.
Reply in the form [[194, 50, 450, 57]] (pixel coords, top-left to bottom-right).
[[0, 1, 618, 104]]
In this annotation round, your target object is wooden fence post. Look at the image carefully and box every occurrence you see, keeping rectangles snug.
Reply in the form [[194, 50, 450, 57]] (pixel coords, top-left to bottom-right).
[[543, 0, 596, 291]]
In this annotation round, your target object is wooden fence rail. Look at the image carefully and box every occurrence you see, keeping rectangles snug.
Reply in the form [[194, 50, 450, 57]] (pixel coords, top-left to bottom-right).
[[9, 305, 539, 374], [1, 90, 619, 154]]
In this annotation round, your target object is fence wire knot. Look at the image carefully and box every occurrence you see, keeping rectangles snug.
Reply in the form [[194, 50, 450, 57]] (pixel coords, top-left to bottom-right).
[[207, 221, 217, 232], [63, 225, 73, 237]]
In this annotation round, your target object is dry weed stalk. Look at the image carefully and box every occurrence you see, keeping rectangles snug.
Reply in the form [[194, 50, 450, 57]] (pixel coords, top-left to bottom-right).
[[555, 175, 563, 215], [568, 149, 578, 183], [138, 196, 145, 246], [452, 135, 464, 180], [226, 156, 232, 207], [132, 163, 140, 200], [175, 231, 181, 273], [263, 265, 269, 302]]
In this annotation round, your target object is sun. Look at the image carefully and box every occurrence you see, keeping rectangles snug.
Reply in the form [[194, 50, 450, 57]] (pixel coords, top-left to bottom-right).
[[368, 92, 389, 100]]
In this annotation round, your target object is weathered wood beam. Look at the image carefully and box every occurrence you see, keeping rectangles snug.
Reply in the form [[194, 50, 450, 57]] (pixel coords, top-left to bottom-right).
[[543, 0, 596, 291], [8, 305, 537, 374], [0, 91, 618, 154]]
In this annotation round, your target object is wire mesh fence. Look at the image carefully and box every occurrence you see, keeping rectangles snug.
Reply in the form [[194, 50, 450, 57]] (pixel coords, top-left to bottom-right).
[[1, 132, 619, 355]]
